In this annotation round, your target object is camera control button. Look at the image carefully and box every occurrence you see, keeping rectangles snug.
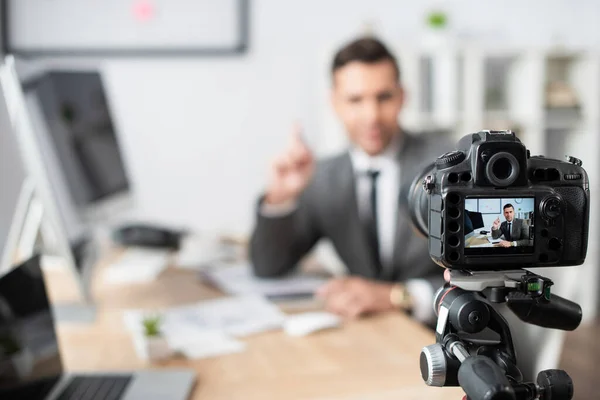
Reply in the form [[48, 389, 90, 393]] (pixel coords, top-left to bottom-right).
[[422, 175, 436, 193], [420, 344, 447, 386], [564, 173, 582, 180], [565, 155, 583, 166], [540, 196, 562, 219]]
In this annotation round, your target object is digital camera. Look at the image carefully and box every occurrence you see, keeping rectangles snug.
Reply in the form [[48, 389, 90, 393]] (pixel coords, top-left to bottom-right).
[[408, 130, 590, 271]]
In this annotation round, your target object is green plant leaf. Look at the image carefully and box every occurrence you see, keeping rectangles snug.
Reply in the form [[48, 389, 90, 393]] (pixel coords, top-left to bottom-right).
[[427, 11, 447, 29], [142, 314, 162, 337]]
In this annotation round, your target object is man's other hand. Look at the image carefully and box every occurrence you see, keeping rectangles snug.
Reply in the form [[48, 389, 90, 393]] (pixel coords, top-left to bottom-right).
[[265, 123, 315, 205], [498, 240, 512, 248], [315, 277, 394, 318]]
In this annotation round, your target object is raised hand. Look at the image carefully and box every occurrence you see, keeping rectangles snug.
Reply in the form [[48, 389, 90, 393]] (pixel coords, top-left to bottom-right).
[[492, 217, 501, 231], [265, 123, 315, 205]]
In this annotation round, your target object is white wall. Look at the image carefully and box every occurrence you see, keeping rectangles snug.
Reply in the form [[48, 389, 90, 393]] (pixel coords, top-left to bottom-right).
[[12, 0, 600, 237]]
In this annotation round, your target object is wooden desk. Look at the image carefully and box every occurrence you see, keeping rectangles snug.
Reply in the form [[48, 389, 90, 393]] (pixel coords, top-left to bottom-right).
[[465, 234, 500, 248], [44, 256, 464, 400]]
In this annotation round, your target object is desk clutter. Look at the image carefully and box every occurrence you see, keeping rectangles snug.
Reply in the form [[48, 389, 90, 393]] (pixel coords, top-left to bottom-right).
[[123, 295, 342, 362], [103, 233, 246, 285], [199, 261, 330, 300], [107, 234, 339, 362]]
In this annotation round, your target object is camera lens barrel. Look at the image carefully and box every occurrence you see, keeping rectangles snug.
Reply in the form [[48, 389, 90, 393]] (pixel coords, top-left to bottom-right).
[[408, 163, 435, 237]]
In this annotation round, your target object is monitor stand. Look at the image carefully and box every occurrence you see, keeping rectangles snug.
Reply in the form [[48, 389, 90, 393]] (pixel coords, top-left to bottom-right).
[[52, 302, 97, 324], [37, 223, 100, 325]]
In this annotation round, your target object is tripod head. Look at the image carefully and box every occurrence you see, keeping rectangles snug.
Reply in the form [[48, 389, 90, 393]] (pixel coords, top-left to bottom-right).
[[420, 269, 582, 400]]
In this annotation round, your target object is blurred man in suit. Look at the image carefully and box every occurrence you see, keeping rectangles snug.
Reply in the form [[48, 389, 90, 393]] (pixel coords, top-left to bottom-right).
[[250, 37, 450, 324], [491, 204, 531, 247]]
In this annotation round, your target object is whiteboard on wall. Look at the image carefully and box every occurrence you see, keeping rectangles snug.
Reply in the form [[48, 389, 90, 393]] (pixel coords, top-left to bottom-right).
[[478, 198, 501, 214], [2, 0, 249, 56]]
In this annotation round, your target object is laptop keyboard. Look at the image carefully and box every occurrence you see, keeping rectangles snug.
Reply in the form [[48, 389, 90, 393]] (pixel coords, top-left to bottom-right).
[[56, 375, 132, 400]]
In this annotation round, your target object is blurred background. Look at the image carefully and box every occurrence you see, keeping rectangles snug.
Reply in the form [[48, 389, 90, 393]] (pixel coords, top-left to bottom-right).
[[1, 0, 600, 397], [6, 0, 599, 233]]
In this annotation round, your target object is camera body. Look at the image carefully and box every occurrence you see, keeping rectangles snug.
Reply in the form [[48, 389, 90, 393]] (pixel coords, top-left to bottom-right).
[[421, 130, 589, 271]]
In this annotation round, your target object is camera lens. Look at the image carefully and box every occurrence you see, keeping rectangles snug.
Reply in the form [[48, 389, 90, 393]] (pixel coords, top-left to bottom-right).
[[485, 152, 520, 187]]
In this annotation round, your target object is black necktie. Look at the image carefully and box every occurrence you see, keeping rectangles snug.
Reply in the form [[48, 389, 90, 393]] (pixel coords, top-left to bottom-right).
[[506, 222, 512, 241], [365, 170, 382, 273]]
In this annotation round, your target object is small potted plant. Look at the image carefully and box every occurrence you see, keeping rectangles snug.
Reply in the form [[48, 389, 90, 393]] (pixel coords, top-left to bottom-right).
[[142, 314, 171, 362]]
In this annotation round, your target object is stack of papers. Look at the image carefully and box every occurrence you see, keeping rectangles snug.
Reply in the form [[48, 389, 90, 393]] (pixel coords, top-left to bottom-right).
[[200, 262, 329, 300], [166, 295, 286, 336], [123, 295, 286, 360]]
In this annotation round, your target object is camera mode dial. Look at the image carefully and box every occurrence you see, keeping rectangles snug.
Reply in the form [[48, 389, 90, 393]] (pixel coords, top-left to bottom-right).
[[565, 155, 583, 167], [436, 151, 466, 169]]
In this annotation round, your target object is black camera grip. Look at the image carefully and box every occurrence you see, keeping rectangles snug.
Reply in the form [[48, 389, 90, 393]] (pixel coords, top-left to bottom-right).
[[506, 292, 582, 331], [458, 356, 515, 400]]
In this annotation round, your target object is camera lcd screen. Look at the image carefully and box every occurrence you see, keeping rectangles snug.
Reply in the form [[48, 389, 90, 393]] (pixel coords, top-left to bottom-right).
[[464, 197, 534, 255]]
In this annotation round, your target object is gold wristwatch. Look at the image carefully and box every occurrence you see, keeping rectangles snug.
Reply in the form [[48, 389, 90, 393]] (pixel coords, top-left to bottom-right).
[[390, 284, 412, 310]]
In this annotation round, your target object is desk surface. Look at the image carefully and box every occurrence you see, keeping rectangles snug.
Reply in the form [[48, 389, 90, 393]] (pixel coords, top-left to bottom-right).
[[45, 254, 464, 400], [465, 234, 501, 248]]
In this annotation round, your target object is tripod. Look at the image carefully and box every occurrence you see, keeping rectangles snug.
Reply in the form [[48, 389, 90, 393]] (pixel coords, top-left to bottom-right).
[[420, 269, 582, 400]]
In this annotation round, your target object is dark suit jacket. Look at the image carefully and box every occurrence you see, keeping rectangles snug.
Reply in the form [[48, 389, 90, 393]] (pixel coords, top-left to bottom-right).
[[249, 132, 452, 290], [491, 218, 530, 246]]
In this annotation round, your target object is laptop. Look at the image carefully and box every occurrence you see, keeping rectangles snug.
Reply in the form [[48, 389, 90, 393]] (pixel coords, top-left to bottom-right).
[[0, 255, 196, 400]]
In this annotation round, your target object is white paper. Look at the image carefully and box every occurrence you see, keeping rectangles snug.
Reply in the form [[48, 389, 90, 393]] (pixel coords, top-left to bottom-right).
[[487, 236, 501, 244], [122, 295, 286, 360], [123, 310, 246, 360], [201, 262, 328, 297], [167, 328, 246, 359], [104, 248, 171, 284], [166, 295, 286, 337], [283, 311, 342, 337]]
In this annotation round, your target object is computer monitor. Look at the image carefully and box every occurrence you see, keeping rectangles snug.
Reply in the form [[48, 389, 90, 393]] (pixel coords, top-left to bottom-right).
[[0, 55, 97, 323], [22, 69, 132, 223], [466, 210, 485, 231], [0, 94, 39, 275]]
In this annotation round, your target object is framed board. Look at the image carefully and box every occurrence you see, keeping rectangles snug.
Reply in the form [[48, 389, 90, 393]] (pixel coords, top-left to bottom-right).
[[2, 0, 249, 57], [478, 198, 502, 214]]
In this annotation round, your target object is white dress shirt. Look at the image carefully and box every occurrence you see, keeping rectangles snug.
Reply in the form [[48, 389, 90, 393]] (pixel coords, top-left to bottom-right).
[[260, 135, 435, 323], [349, 135, 401, 271]]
